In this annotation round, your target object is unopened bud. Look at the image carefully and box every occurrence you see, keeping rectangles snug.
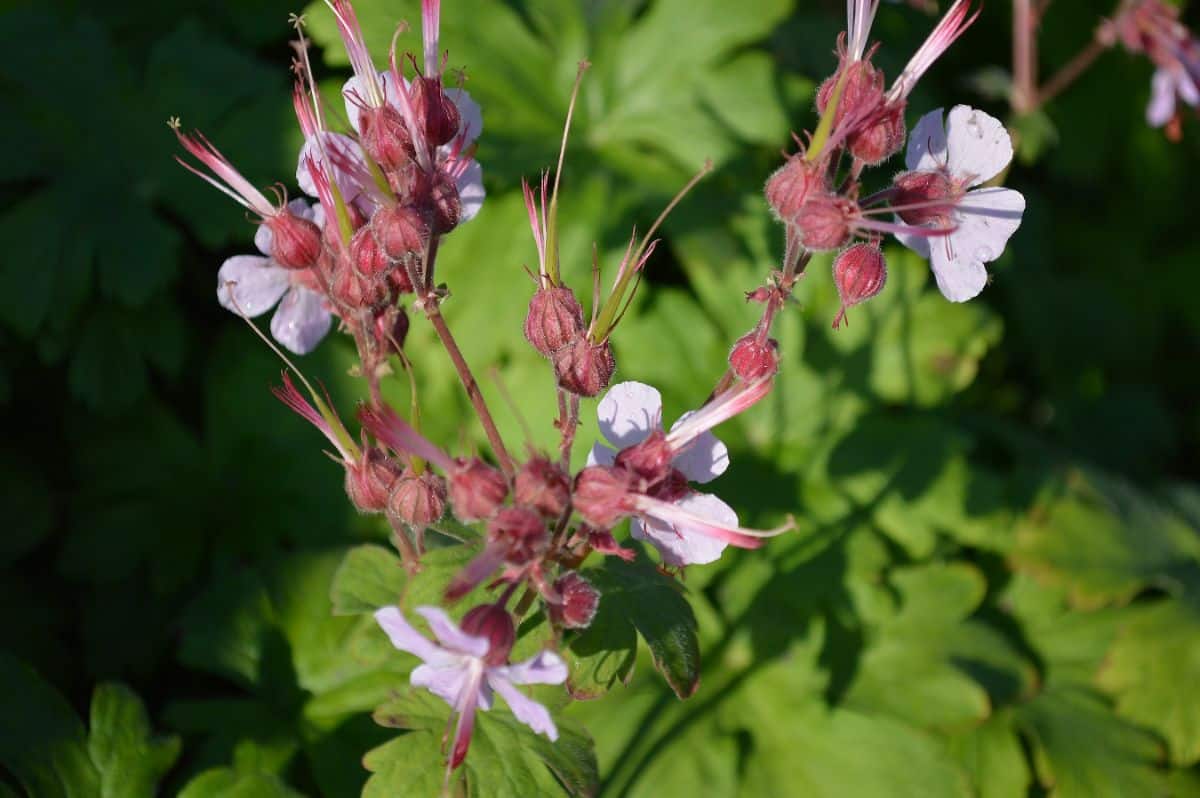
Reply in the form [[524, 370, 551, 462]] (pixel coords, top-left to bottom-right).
[[427, 172, 462, 235], [411, 76, 462, 148], [765, 156, 819, 224], [372, 204, 427, 261], [573, 466, 633, 529], [488, 505, 548, 565], [832, 243, 887, 329], [267, 211, 323, 269], [331, 258, 379, 309], [848, 104, 906, 166], [553, 336, 616, 397], [360, 105, 414, 171], [388, 467, 446, 526], [816, 59, 885, 126], [549, 572, 600, 630], [350, 225, 390, 280], [460, 603, 515, 666], [515, 456, 571, 519], [729, 333, 780, 380], [892, 170, 958, 226], [796, 194, 855, 251], [449, 458, 508, 521], [345, 447, 403, 513], [524, 286, 585, 357]]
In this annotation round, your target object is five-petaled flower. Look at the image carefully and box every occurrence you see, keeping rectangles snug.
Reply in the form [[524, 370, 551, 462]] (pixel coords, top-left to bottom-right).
[[891, 105, 1025, 302], [374, 604, 567, 772]]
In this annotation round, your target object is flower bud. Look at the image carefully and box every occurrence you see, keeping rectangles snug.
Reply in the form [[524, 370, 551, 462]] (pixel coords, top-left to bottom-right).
[[417, 171, 462, 235], [848, 104, 906, 166], [553, 336, 616, 398], [267, 211, 323, 269], [359, 105, 414, 171], [350, 225, 390, 280], [460, 603, 515, 666], [488, 505, 548, 565], [449, 458, 508, 521], [832, 243, 887, 329], [411, 76, 462, 148], [892, 170, 958, 226], [524, 286, 585, 357], [331, 258, 375, 308], [796, 194, 855, 251], [515, 456, 571, 519], [549, 572, 600, 630], [372, 204, 427, 261], [345, 447, 403, 513], [729, 333, 780, 380], [388, 467, 446, 526], [816, 59, 885, 127], [614, 430, 673, 483], [765, 156, 819, 224], [573, 466, 633, 529]]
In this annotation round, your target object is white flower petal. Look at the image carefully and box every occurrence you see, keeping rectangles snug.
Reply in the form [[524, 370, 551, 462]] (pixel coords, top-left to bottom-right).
[[375, 606, 447, 664], [586, 442, 616, 468], [415, 606, 490, 658], [945, 105, 1013, 187], [269, 286, 332, 355], [668, 411, 728, 484], [493, 650, 568, 686], [892, 216, 933, 260], [451, 87, 483, 146], [632, 493, 737, 567], [455, 159, 486, 223], [216, 255, 289, 317], [931, 187, 1024, 302], [489, 675, 558, 740], [1148, 68, 1179, 127], [597, 382, 663, 449], [905, 107, 948, 172], [297, 133, 369, 203]]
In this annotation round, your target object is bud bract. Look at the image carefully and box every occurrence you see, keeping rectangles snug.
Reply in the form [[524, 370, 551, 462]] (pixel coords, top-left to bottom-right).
[[346, 447, 403, 513], [832, 243, 887, 328], [515, 456, 571, 519], [892, 170, 958, 226], [847, 104, 906, 165], [449, 458, 509, 521], [360, 105, 414, 171], [488, 505, 548, 565], [524, 286, 585, 357], [765, 156, 819, 224], [372, 204, 427, 261], [388, 467, 447, 526], [614, 430, 674, 483], [267, 211, 323, 269], [573, 466, 633, 529], [796, 194, 855, 251]]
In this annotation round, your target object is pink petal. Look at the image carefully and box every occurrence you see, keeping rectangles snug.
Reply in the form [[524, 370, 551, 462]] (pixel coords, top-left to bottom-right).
[[270, 286, 332, 355], [411, 662, 472, 707], [493, 650, 568, 686], [1147, 68, 1179, 127], [597, 382, 664, 449], [488, 675, 558, 740], [216, 255, 289, 317], [945, 105, 1013, 187], [905, 108, 948, 173], [930, 186, 1024, 302], [375, 606, 446, 663], [415, 607, 490, 658]]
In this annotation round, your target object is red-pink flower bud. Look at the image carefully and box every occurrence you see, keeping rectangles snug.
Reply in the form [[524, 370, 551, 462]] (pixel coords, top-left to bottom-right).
[[553, 336, 616, 398], [359, 105, 414, 171], [428, 172, 462, 235], [573, 466, 633, 529], [372, 204, 427, 261], [796, 194, 855, 251], [488, 505, 548, 565], [331, 259, 374, 308], [460, 603, 515, 666], [729, 333, 780, 380], [614, 430, 674, 483], [267, 212, 323, 269], [350, 225, 390, 280], [892, 170, 959, 226], [832, 243, 887, 329], [816, 59, 886, 126], [449, 458, 509, 521], [345, 447, 403, 513], [549, 572, 600, 630], [847, 104, 906, 166], [524, 286, 585, 357], [515, 456, 571, 519], [410, 76, 462, 148], [388, 467, 446, 526], [765, 156, 819, 224]]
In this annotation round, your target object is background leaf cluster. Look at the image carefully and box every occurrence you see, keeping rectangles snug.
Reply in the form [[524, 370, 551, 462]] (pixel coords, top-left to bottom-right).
[[2, 0, 1199, 794]]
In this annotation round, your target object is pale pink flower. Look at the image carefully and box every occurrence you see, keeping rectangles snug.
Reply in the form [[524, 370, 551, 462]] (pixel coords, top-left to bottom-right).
[[217, 199, 332, 354], [1147, 62, 1200, 127], [892, 105, 1025, 302], [374, 605, 567, 771]]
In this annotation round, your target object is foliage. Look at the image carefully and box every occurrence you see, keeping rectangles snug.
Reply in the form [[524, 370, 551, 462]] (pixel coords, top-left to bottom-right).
[[2, 0, 1200, 795]]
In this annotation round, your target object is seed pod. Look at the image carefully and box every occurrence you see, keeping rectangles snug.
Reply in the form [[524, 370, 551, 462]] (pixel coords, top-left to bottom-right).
[[764, 156, 819, 225], [614, 430, 674, 483], [892, 170, 958, 226], [847, 104, 907, 166], [410, 75, 462, 148], [524, 286, 585, 357], [359, 105, 414, 171], [796, 194, 855, 251], [388, 467, 446, 526]]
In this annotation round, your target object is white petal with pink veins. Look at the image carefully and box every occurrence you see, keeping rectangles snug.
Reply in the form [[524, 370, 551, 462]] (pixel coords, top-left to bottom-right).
[[931, 187, 1024, 302], [945, 105, 1012, 187], [216, 255, 289, 317], [296, 132, 370, 203], [415, 606, 491, 658], [669, 411, 729, 484], [598, 381, 663, 449], [269, 286, 332, 355], [905, 107, 949, 172], [456, 159, 486, 223], [633, 492, 738, 567]]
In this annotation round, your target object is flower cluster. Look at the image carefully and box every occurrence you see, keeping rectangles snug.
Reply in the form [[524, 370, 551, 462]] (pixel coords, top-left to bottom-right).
[[1110, 0, 1200, 132], [172, 0, 1032, 784]]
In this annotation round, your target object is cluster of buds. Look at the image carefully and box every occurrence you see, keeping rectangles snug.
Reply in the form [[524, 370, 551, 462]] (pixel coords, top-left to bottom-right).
[[1108, 0, 1200, 135]]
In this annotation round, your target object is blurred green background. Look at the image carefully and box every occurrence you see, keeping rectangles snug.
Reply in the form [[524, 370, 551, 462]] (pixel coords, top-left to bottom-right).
[[3, 0, 1200, 794]]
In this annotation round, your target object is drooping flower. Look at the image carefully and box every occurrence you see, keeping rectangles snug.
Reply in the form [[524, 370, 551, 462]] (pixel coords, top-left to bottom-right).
[[1112, 0, 1200, 131], [374, 604, 567, 773], [584, 381, 791, 566], [217, 198, 334, 354], [891, 105, 1025, 303]]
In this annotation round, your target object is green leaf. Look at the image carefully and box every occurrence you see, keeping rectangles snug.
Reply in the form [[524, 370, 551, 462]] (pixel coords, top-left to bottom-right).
[[330, 544, 409, 615], [87, 683, 181, 798], [947, 711, 1032, 798], [178, 766, 307, 798], [1096, 599, 1200, 765], [369, 689, 599, 797], [0, 454, 54, 566], [0, 653, 100, 797], [569, 556, 701, 699]]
